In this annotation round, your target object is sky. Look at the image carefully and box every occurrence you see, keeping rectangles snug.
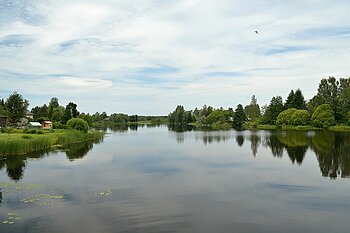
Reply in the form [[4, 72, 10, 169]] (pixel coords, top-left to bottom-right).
[[0, 0, 350, 115]]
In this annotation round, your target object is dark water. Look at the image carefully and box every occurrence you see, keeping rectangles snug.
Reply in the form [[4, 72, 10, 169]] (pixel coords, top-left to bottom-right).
[[1, 125, 350, 233]]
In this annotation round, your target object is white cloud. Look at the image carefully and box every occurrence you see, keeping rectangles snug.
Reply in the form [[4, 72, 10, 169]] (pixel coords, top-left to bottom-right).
[[0, 0, 350, 114]]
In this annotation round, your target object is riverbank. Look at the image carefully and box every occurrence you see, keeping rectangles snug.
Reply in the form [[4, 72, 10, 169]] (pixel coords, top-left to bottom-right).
[[0, 129, 104, 156], [243, 123, 350, 131]]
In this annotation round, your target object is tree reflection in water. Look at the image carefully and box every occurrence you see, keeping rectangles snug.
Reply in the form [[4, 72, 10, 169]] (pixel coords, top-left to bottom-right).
[[167, 128, 350, 179]]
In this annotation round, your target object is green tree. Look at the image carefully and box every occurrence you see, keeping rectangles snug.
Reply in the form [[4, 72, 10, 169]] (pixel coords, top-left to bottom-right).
[[168, 105, 194, 125], [311, 104, 336, 128], [66, 118, 89, 133], [5, 92, 29, 124], [62, 102, 79, 124], [78, 113, 93, 127], [276, 108, 297, 125], [233, 104, 246, 128], [293, 89, 307, 109], [244, 95, 261, 120], [309, 77, 341, 121], [290, 110, 310, 126], [205, 109, 231, 125], [264, 96, 284, 124], [284, 90, 295, 109]]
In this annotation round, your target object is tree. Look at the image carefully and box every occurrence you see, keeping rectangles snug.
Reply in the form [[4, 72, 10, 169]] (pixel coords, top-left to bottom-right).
[[78, 113, 93, 127], [62, 102, 79, 124], [264, 96, 284, 124], [284, 90, 295, 109], [293, 89, 307, 109], [205, 109, 231, 125], [48, 97, 60, 118], [66, 118, 89, 133], [290, 110, 310, 126], [309, 77, 341, 121], [233, 104, 246, 128], [311, 104, 336, 128], [276, 108, 297, 125], [285, 89, 306, 109], [32, 104, 49, 120], [244, 95, 261, 120], [5, 92, 28, 124]]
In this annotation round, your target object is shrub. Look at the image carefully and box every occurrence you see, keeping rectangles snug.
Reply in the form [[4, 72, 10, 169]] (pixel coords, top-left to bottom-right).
[[22, 135, 32, 139], [276, 108, 297, 125], [348, 112, 350, 126], [66, 118, 89, 133], [290, 110, 310, 126], [311, 104, 336, 128], [53, 122, 66, 129], [37, 130, 44, 134]]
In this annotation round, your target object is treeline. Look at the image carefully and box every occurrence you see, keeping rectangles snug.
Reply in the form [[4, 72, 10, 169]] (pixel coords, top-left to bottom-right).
[[0, 92, 167, 128], [168, 77, 350, 129]]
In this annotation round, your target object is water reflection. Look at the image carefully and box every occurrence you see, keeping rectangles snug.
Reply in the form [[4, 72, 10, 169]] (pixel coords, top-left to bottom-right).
[[0, 139, 101, 181], [167, 127, 350, 179]]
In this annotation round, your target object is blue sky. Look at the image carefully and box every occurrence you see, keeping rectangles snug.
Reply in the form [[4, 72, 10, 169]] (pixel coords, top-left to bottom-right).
[[0, 0, 350, 115]]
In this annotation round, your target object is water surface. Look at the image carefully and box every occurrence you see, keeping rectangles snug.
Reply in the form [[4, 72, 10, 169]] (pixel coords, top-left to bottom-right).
[[1, 126, 350, 232]]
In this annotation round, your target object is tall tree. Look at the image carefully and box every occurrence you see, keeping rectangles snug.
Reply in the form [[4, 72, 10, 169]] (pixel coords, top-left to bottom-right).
[[62, 102, 79, 124], [233, 104, 247, 128], [244, 95, 261, 120], [284, 90, 295, 109], [264, 96, 284, 124], [5, 92, 29, 124], [293, 89, 307, 109]]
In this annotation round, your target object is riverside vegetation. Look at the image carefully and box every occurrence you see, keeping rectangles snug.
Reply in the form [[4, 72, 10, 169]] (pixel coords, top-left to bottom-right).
[[167, 77, 350, 130], [0, 128, 104, 156]]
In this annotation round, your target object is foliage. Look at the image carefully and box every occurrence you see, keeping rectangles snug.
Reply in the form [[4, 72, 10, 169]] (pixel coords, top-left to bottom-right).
[[276, 108, 297, 125], [263, 96, 285, 124], [78, 113, 93, 127], [204, 109, 231, 125], [168, 105, 194, 125], [233, 104, 246, 128], [66, 118, 89, 133], [311, 104, 336, 128], [290, 110, 310, 126], [0, 130, 104, 156], [5, 92, 28, 124], [62, 102, 79, 124], [244, 95, 261, 120]]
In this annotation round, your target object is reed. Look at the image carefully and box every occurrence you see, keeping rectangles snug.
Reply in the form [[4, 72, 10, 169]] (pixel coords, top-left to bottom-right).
[[0, 130, 104, 157]]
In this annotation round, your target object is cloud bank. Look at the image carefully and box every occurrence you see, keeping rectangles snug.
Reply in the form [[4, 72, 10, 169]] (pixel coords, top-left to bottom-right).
[[1, 0, 350, 114]]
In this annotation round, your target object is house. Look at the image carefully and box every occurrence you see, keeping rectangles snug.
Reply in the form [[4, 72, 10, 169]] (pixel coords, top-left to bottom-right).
[[0, 114, 7, 127], [26, 112, 34, 119], [42, 121, 53, 129], [28, 122, 42, 128]]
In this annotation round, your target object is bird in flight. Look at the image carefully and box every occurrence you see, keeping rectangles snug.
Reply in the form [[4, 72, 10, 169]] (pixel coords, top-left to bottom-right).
[[254, 30, 258, 34]]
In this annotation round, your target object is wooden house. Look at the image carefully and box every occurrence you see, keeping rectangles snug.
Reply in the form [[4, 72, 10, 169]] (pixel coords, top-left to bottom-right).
[[42, 121, 53, 129]]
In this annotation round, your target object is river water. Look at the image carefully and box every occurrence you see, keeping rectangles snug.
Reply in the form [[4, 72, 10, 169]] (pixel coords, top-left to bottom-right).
[[1, 125, 350, 232]]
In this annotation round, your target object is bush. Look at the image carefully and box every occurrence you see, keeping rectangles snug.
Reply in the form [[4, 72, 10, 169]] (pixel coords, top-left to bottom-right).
[[22, 135, 32, 139], [53, 122, 66, 129], [66, 118, 89, 133], [276, 108, 297, 125], [27, 129, 37, 134], [290, 110, 310, 126], [37, 130, 43, 134], [348, 112, 350, 126], [311, 104, 336, 128]]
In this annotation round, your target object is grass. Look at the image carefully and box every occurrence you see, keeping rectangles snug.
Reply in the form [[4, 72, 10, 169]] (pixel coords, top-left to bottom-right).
[[328, 125, 350, 131], [0, 129, 104, 157]]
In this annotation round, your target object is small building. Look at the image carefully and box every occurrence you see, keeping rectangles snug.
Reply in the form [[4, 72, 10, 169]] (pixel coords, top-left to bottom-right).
[[26, 112, 34, 119], [28, 122, 42, 128], [0, 114, 7, 127], [42, 121, 53, 129]]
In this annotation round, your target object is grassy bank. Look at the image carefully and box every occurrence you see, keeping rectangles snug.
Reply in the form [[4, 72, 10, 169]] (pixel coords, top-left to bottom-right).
[[244, 123, 350, 131], [0, 129, 104, 157]]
